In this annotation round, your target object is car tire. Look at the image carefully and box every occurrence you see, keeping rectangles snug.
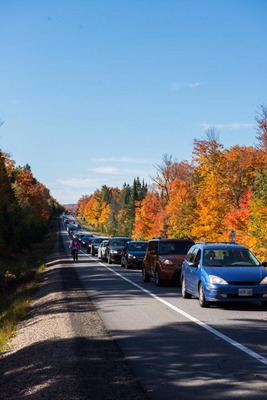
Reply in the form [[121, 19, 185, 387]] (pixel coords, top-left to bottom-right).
[[155, 270, 162, 286], [142, 268, 151, 282], [181, 278, 192, 299], [199, 282, 209, 307]]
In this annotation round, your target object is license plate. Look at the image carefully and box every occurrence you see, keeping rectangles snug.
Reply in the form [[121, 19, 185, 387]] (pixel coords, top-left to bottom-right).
[[238, 288, 253, 296]]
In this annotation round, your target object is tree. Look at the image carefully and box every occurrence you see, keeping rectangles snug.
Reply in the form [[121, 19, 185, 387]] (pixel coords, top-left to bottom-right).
[[223, 145, 263, 209], [0, 151, 19, 250], [191, 130, 227, 241], [255, 104, 267, 155], [165, 165, 197, 238], [151, 154, 178, 205], [132, 191, 165, 240], [12, 166, 53, 241], [248, 169, 267, 259]]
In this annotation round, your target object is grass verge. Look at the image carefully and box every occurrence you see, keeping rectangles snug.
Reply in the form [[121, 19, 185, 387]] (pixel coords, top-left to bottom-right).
[[0, 232, 56, 352]]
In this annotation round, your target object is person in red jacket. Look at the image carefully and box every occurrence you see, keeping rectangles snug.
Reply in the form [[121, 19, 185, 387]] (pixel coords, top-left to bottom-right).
[[70, 237, 80, 261]]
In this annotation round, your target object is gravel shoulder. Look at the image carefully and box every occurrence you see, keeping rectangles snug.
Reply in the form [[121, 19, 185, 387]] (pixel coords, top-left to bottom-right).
[[0, 232, 148, 400]]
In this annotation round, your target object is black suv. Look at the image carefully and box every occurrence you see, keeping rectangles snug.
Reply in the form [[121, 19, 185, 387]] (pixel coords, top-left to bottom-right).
[[143, 237, 195, 286], [105, 236, 132, 264]]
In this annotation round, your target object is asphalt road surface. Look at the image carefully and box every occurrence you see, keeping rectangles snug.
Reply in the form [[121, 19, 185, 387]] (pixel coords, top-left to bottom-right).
[[63, 222, 267, 400], [1, 218, 267, 400]]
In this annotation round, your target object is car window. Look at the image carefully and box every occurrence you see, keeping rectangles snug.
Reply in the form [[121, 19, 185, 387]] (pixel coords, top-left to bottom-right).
[[193, 249, 201, 264], [185, 246, 195, 262]]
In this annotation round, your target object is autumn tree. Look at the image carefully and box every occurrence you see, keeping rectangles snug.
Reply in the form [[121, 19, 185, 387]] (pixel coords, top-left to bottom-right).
[[95, 187, 112, 234], [165, 161, 196, 238], [11, 166, 54, 242], [0, 151, 20, 251], [151, 154, 181, 205], [83, 191, 104, 230], [0, 150, 56, 250], [255, 104, 267, 155], [191, 130, 227, 241], [77, 195, 91, 219], [107, 187, 122, 235], [132, 191, 165, 240], [248, 170, 267, 259], [221, 145, 264, 244]]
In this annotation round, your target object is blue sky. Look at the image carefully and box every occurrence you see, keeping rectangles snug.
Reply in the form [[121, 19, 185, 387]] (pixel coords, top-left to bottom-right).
[[0, 0, 266, 204]]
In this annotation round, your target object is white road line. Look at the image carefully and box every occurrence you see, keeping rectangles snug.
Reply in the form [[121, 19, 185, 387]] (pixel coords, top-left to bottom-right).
[[87, 258, 267, 367]]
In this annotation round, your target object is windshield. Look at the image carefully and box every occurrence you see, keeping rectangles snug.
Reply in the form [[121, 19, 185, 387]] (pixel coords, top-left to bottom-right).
[[203, 248, 261, 266], [111, 239, 130, 246], [128, 242, 147, 251], [159, 241, 192, 255]]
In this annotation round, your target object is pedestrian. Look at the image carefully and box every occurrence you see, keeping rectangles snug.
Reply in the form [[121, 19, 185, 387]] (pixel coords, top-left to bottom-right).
[[70, 236, 80, 261]]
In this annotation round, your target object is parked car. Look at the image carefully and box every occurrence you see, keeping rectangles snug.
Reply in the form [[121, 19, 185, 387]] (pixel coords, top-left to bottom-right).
[[143, 237, 195, 286], [91, 236, 109, 256], [98, 239, 109, 260], [79, 234, 94, 249], [105, 236, 132, 264], [72, 231, 87, 242], [180, 242, 267, 308], [67, 223, 78, 236], [121, 240, 148, 269]]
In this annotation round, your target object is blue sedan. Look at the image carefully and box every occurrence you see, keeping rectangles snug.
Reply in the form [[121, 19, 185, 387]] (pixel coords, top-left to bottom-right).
[[180, 243, 267, 307]]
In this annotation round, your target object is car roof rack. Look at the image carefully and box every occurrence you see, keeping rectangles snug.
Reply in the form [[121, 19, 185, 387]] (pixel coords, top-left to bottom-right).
[[197, 241, 238, 245]]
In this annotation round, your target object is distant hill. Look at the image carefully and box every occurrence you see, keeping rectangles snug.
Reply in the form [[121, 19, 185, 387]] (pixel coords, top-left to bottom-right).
[[63, 204, 77, 213]]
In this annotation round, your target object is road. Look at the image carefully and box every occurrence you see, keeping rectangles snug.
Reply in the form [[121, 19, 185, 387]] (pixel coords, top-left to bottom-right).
[[63, 220, 267, 400]]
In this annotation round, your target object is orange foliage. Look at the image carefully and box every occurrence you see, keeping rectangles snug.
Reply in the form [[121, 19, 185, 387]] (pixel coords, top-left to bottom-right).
[[13, 169, 51, 222], [99, 202, 110, 225], [166, 180, 196, 238], [84, 194, 100, 227], [223, 189, 251, 245], [77, 195, 91, 218], [132, 192, 165, 240]]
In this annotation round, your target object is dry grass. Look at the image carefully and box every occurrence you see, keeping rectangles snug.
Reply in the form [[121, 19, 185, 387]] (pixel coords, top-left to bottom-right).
[[0, 232, 55, 351]]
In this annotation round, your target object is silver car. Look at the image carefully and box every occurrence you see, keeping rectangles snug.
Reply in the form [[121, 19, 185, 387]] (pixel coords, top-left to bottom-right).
[[98, 239, 109, 260]]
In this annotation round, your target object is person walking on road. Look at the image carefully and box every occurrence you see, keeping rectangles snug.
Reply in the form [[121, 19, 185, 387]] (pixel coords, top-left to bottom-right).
[[70, 237, 80, 261]]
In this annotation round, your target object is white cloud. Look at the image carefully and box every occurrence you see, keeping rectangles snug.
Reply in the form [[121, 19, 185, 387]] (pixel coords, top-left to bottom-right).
[[92, 167, 118, 174], [171, 81, 205, 91], [50, 165, 155, 204], [60, 178, 99, 188], [201, 122, 255, 131], [91, 156, 151, 164], [91, 166, 154, 177]]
